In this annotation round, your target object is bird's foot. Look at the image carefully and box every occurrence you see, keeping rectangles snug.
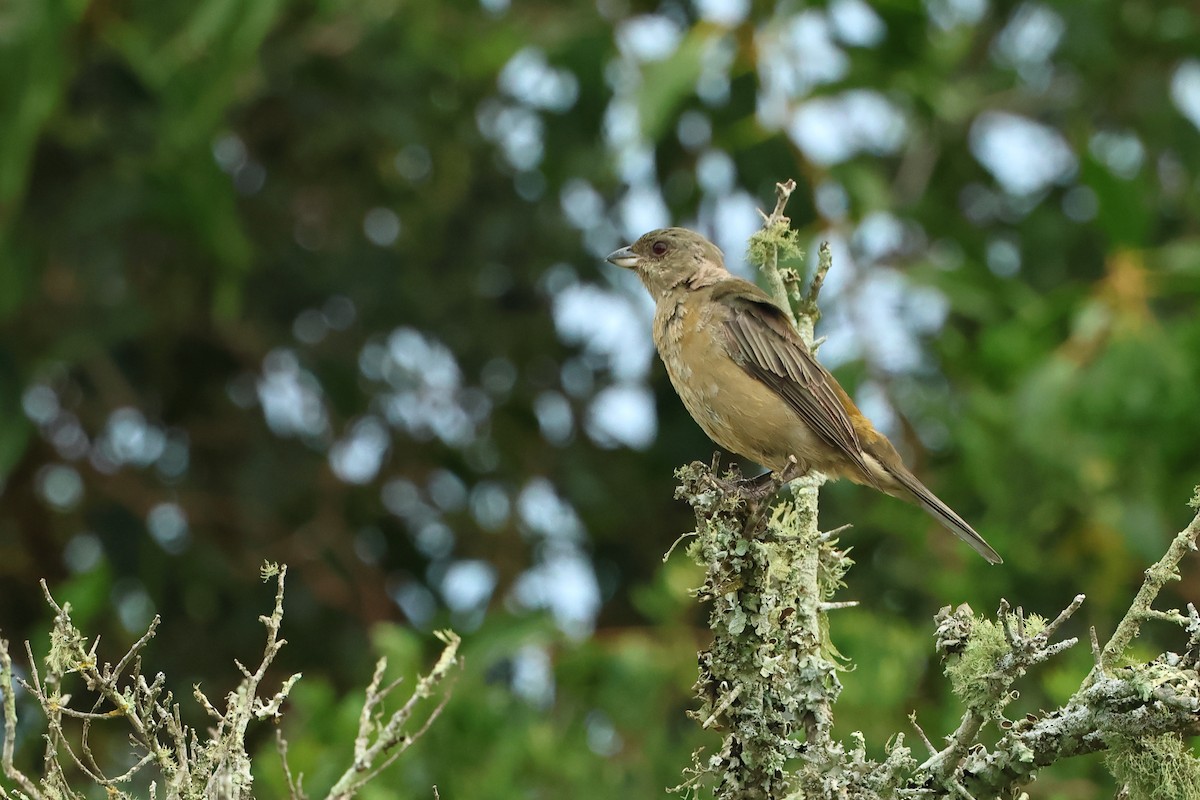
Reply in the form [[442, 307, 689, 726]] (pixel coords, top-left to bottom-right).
[[736, 471, 784, 501], [712, 456, 804, 501], [707, 454, 757, 498]]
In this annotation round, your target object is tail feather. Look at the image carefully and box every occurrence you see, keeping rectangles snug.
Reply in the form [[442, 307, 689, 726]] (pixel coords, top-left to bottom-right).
[[890, 469, 1002, 565]]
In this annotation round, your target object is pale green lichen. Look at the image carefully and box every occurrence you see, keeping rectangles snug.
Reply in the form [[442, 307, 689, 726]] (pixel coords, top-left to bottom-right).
[[747, 223, 804, 271], [1106, 733, 1200, 800], [748, 223, 806, 322], [943, 613, 1045, 714]]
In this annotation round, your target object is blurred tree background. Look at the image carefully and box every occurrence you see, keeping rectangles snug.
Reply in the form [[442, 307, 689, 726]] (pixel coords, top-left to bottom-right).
[[2, 0, 1199, 796]]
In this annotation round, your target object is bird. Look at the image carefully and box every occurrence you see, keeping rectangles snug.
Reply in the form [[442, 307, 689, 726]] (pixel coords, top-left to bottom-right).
[[606, 227, 1002, 564]]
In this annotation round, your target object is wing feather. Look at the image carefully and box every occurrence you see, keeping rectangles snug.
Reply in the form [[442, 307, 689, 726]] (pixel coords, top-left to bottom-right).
[[716, 283, 875, 481]]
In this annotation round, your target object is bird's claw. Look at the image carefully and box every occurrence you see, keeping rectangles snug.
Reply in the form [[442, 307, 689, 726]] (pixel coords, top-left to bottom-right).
[[712, 455, 804, 501]]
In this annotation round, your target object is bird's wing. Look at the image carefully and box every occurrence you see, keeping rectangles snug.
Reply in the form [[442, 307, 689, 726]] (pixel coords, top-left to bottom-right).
[[714, 280, 876, 481]]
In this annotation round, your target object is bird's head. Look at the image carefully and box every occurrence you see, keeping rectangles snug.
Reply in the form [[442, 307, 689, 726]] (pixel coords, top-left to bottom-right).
[[606, 227, 727, 297]]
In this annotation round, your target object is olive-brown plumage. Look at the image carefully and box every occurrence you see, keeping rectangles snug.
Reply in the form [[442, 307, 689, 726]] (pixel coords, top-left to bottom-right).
[[606, 227, 1002, 564]]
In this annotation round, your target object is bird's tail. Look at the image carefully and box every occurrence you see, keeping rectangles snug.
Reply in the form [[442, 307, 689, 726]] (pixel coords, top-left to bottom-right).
[[889, 469, 1002, 564]]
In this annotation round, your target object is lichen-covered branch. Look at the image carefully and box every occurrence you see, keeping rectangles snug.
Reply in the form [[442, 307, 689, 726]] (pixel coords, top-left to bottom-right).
[[0, 563, 460, 800], [960, 665, 1200, 796], [1, 638, 43, 800], [748, 179, 805, 334], [197, 563, 303, 798], [798, 242, 832, 331], [918, 597, 1084, 791], [1087, 509, 1200, 684], [672, 464, 851, 800]]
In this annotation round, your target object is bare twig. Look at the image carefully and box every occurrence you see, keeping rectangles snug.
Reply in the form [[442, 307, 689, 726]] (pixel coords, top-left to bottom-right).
[[325, 630, 462, 800], [909, 712, 937, 757], [757, 178, 797, 228], [819, 601, 860, 612], [1089, 626, 1103, 667], [277, 730, 306, 800], [702, 684, 743, 729], [1, 637, 48, 800], [818, 522, 853, 543], [798, 241, 833, 325], [1040, 594, 1086, 640]]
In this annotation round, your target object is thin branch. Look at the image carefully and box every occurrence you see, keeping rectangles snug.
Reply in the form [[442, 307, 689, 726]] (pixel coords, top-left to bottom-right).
[[702, 684, 742, 730], [818, 522, 853, 543], [919, 709, 986, 782], [353, 690, 454, 791], [1135, 609, 1190, 626], [325, 631, 462, 800], [798, 241, 832, 321], [758, 177, 797, 228], [819, 601, 860, 612], [909, 713, 937, 757], [1, 637, 48, 800], [1040, 594, 1086, 641], [921, 593, 1085, 786], [276, 731, 306, 800], [1085, 509, 1200, 687]]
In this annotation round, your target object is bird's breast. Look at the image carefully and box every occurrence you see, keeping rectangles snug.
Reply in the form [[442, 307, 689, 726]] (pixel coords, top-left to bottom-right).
[[653, 297, 727, 427], [652, 293, 823, 471]]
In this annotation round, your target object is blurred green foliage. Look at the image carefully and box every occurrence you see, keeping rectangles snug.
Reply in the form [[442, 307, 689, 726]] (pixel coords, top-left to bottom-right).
[[2, 0, 1199, 796]]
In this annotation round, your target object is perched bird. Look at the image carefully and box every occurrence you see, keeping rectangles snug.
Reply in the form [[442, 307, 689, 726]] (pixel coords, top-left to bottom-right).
[[606, 227, 1001, 564]]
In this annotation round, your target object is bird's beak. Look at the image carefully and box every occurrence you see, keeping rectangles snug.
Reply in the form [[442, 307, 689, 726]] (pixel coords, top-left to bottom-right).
[[605, 245, 639, 269]]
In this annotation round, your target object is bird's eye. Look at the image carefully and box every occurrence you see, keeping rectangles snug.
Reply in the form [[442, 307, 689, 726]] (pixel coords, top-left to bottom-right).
[[651, 241, 668, 256]]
